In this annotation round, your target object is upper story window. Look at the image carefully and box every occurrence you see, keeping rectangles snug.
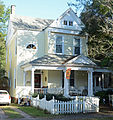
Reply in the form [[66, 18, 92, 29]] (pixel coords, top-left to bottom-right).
[[64, 20, 67, 25], [69, 21, 73, 26], [26, 44, 36, 49], [73, 38, 80, 55], [56, 36, 63, 54]]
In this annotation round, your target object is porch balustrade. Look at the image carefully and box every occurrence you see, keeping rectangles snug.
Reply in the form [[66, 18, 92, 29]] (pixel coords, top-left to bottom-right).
[[34, 88, 64, 94]]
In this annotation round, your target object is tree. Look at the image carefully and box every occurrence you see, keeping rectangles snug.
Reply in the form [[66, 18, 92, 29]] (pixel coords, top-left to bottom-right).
[[0, 0, 10, 89], [69, 0, 113, 69]]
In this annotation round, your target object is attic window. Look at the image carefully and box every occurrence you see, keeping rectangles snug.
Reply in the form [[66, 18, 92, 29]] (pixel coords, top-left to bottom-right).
[[64, 20, 67, 25], [26, 44, 36, 49], [69, 21, 73, 26]]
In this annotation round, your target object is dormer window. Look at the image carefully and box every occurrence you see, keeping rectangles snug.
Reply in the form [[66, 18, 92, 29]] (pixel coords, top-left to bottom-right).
[[64, 20, 67, 25], [26, 44, 36, 49], [69, 21, 73, 26]]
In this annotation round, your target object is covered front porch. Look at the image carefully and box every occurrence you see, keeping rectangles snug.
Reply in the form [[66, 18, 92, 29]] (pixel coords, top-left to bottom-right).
[[23, 67, 94, 97], [20, 54, 113, 98]]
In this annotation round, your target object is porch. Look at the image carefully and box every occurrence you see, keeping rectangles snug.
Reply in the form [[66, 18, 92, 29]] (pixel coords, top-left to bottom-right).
[[20, 54, 113, 97]]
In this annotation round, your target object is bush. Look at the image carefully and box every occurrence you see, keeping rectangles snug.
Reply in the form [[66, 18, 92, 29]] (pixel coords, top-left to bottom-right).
[[32, 93, 72, 101], [32, 93, 44, 99], [94, 89, 113, 104]]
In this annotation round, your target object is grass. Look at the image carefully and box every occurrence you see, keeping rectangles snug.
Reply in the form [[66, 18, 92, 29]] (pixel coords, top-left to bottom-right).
[[3, 107, 23, 119], [17, 105, 52, 117], [79, 118, 113, 120]]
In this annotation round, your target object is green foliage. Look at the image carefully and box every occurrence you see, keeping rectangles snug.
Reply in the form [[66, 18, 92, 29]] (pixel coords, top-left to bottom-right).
[[95, 89, 113, 104], [32, 93, 72, 101], [3, 108, 23, 119], [17, 106, 52, 117], [71, 0, 113, 69], [0, 0, 10, 86]]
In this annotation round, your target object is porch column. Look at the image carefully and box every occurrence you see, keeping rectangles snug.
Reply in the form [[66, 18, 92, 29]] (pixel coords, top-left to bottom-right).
[[88, 70, 93, 96], [64, 70, 69, 97], [23, 71, 26, 86], [31, 68, 35, 94]]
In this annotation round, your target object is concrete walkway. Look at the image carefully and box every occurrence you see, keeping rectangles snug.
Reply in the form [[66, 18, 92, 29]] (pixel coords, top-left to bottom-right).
[[10, 106, 35, 120], [0, 108, 8, 120]]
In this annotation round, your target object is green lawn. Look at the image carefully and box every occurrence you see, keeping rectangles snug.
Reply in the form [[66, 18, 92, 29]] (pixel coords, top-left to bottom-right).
[[17, 105, 52, 117], [79, 118, 113, 120], [3, 107, 23, 119]]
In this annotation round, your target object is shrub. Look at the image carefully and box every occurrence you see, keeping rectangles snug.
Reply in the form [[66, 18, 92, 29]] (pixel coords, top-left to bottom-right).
[[94, 89, 113, 104], [32, 93, 72, 101]]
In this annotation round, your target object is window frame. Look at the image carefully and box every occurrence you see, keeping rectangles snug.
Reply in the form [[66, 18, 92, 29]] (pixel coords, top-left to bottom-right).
[[55, 35, 64, 54], [64, 20, 67, 25], [69, 21, 73, 26], [73, 37, 81, 55]]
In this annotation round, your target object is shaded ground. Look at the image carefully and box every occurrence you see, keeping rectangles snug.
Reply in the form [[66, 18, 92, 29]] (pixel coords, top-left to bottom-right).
[[0, 105, 113, 120]]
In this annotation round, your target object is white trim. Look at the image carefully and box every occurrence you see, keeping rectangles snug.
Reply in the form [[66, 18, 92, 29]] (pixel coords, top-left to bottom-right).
[[80, 37, 82, 54], [94, 69, 112, 73], [64, 69, 69, 97], [24, 66, 32, 71], [55, 35, 64, 54], [31, 68, 35, 93], [73, 36, 81, 55], [88, 71, 93, 96], [23, 65, 94, 72], [48, 28, 80, 35], [67, 55, 96, 66]]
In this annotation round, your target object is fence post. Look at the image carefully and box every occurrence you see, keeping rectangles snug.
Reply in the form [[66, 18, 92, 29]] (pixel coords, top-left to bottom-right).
[[18, 94, 21, 104], [44, 95, 46, 110], [36, 94, 39, 107], [52, 96, 55, 114], [83, 100, 85, 113]]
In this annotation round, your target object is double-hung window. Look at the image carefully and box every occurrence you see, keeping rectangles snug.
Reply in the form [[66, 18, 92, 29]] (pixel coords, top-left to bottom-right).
[[56, 36, 63, 54], [73, 38, 80, 55]]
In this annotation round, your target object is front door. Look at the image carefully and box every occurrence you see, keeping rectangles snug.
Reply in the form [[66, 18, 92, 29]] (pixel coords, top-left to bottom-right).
[[35, 74, 41, 88]]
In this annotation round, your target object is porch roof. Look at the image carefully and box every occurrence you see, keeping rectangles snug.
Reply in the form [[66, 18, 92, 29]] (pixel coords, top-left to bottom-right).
[[21, 54, 97, 68]]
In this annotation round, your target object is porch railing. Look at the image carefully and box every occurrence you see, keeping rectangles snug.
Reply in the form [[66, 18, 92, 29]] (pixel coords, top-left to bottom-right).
[[34, 88, 64, 94]]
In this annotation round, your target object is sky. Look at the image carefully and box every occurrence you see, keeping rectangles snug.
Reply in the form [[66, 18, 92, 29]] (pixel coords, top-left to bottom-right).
[[3, 0, 77, 19]]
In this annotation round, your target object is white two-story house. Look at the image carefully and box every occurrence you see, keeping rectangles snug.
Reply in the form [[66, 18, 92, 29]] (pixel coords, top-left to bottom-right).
[[6, 5, 113, 100]]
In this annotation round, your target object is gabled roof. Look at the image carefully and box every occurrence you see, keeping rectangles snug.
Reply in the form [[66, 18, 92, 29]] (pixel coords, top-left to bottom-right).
[[29, 54, 76, 65], [66, 55, 96, 66], [21, 54, 97, 68], [58, 8, 84, 27], [10, 15, 54, 30]]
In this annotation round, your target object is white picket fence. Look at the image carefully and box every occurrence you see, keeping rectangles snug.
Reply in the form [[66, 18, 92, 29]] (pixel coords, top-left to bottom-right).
[[32, 95, 99, 114]]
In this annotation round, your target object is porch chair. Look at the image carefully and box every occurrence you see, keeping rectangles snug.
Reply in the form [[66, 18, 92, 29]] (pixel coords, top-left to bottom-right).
[[69, 86, 82, 96]]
